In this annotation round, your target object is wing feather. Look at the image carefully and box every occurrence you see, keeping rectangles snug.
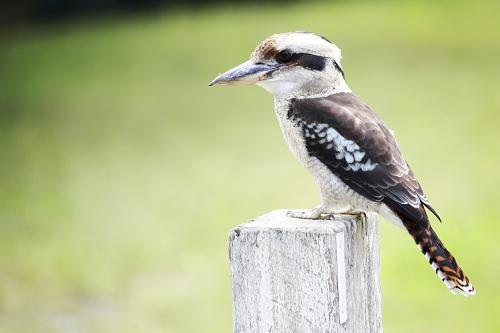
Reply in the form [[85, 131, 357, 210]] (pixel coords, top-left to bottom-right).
[[288, 92, 440, 224]]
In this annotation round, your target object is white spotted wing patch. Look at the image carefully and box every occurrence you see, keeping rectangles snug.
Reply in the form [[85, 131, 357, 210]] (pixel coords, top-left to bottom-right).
[[303, 122, 378, 172]]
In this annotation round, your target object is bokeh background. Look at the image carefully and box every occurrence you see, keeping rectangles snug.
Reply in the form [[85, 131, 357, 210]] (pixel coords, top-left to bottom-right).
[[1, 0, 499, 332]]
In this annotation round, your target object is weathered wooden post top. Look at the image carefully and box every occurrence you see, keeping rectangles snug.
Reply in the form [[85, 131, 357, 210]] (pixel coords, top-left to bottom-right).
[[229, 210, 382, 333]]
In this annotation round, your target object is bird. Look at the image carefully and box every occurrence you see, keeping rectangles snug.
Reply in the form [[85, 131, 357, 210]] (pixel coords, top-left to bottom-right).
[[209, 31, 475, 296]]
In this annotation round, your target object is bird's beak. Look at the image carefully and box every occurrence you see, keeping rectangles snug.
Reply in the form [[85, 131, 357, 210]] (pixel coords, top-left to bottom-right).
[[209, 60, 278, 86]]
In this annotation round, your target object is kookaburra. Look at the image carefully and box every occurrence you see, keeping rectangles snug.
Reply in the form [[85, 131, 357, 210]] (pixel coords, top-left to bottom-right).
[[210, 31, 474, 296]]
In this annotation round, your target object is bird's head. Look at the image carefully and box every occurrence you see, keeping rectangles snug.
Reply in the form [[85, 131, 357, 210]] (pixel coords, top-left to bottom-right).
[[210, 31, 348, 97]]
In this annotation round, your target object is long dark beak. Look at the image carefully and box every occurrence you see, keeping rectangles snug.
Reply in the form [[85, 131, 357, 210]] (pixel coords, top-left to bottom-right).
[[209, 60, 278, 86]]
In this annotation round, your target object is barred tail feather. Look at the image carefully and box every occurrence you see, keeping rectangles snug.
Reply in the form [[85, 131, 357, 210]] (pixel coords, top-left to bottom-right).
[[411, 224, 475, 296]]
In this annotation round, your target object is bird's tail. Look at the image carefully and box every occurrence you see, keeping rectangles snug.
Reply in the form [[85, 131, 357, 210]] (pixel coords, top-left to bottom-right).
[[403, 219, 475, 296]]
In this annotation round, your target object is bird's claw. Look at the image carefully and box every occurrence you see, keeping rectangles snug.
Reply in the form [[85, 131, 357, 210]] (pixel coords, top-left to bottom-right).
[[286, 208, 326, 220]]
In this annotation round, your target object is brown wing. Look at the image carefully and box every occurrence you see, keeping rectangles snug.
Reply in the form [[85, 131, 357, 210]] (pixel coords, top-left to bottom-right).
[[288, 92, 440, 224]]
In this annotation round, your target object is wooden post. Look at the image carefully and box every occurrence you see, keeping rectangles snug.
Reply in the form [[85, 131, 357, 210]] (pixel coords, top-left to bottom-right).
[[229, 209, 382, 333]]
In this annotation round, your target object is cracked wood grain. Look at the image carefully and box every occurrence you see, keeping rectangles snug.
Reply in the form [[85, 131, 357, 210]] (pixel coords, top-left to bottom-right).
[[229, 209, 382, 333]]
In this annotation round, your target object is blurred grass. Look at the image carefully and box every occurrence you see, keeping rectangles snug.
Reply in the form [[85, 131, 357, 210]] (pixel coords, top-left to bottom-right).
[[0, 0, 499, 332]]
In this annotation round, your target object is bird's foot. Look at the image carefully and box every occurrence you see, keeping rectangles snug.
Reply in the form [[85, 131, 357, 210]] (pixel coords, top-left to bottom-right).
[[286, 207, 328, 220], [286, 207, 368, 221], [340, 210, 367, 221], [333, 210, 367, 232]]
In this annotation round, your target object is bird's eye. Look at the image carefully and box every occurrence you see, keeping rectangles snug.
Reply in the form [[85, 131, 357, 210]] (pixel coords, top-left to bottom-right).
[[275, 50, 294, 64]]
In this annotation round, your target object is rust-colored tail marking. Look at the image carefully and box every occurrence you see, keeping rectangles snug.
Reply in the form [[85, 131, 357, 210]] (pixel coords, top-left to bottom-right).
[[404, 220, 475, 296]]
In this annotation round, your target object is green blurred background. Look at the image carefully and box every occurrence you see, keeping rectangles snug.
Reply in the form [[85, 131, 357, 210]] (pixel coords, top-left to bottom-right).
[[1, 0, 499, 332]]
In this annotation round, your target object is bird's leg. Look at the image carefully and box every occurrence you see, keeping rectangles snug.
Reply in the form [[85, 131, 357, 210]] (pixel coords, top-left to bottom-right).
[[339, 210, 367, 221], [287, 187, 335, 219], [286, 206, 327, 220], [286, 204, 368, 221], [329, 209, 367, 232]]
